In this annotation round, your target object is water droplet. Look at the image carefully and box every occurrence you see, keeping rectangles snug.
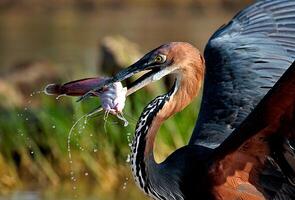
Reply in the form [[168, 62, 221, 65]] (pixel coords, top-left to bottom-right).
[[30, 151, 34, 155], [84, 172, 88, 176], [126, 155, 130, 163], [90, 134, 93, 137], [79, 147, 84, 151], [56, 94, 67, 100], [93, 149, 98, 153], [52, 125, 56, 129], [116, 113, 129, 127], [122, 181, 128, 190], [66, 113, 91, 195], [25, 118, 29, 121]]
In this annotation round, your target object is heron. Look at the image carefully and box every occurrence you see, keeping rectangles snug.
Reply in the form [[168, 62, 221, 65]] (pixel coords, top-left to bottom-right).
[[47, 0, 295, 199]]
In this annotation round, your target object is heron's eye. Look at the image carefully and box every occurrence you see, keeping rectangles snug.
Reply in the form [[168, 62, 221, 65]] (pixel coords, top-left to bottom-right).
[[154, 55, 166, 63]]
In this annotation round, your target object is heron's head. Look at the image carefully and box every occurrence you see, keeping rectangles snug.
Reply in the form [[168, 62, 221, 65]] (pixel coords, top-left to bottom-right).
[[79, 42, 205, 102]]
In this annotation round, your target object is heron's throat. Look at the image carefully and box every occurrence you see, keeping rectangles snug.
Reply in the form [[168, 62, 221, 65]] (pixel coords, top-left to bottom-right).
[[130, 65, 204, 195], [144, 62, 205, 156]]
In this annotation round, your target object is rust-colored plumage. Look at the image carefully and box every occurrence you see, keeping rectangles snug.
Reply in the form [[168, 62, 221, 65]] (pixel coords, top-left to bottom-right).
[[209, 64, 295, 200]]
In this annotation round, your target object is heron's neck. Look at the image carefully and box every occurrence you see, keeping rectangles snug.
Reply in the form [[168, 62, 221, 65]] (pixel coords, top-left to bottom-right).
[[130, 63, 204, 197], [129, 81, 178, 197]]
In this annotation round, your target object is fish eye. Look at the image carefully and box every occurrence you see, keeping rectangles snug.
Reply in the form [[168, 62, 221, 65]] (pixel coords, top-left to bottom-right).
[[154, 54, 166, 63]]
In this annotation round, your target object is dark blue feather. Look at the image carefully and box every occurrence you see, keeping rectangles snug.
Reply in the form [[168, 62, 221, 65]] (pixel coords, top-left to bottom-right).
[[190, 0, 295, 148]]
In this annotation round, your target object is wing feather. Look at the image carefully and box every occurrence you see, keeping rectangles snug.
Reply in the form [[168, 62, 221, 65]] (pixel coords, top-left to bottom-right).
[[209, 61, 295, 199], [190, 0, 295, 148]]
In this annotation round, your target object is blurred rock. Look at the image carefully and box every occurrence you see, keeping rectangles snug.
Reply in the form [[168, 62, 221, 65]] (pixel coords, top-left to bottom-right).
[[0, 80, 24, 108], [99, 36, 142, 76], [3, 60, 60, 94], [0, 60, 61, 108]]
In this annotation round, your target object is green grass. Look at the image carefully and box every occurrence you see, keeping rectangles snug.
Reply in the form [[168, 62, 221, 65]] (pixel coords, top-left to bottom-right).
[[0, 81, 200, 199]]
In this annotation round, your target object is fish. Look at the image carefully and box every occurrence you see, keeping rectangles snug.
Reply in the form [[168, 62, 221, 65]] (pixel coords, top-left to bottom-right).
[[44, 77, 127, 114]]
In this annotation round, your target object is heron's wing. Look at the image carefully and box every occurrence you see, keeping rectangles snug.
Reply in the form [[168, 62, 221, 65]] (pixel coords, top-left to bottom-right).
[[190, 0, 295, 148], [210, 61, 295, 199]]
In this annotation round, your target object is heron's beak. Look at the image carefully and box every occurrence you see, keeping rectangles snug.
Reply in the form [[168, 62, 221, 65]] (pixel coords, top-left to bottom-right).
[[77, 58, 175, 102]]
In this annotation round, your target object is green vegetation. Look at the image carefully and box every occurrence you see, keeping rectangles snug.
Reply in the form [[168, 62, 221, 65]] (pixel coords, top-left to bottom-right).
[[0, 81, 200, 199]]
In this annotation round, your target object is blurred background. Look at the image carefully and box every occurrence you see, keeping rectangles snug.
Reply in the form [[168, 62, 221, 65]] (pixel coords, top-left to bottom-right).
[[0, 0, 253, 199]]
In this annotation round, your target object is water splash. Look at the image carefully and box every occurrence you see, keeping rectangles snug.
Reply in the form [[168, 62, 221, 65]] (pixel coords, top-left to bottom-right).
[[119, 112, 137, 125], [103, 110, 110, 133], [126, 132, 133, 149], [30, 90, 45, 97], [67, 113, 89, 196], [86, 106, 129, 127], [126, 154, 131, 163], [122, 177, 129, 190], [16, 129, 35, 156], [116, 113, 129, 127], [68, 114, 89, 160], [16, 88, 59, 158], [56, 94, 67, 100], [19, 89, 47, 123]]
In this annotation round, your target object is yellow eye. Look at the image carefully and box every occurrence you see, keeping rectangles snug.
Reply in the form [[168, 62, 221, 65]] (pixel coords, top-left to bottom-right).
[[154, 55, 166, 63]]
